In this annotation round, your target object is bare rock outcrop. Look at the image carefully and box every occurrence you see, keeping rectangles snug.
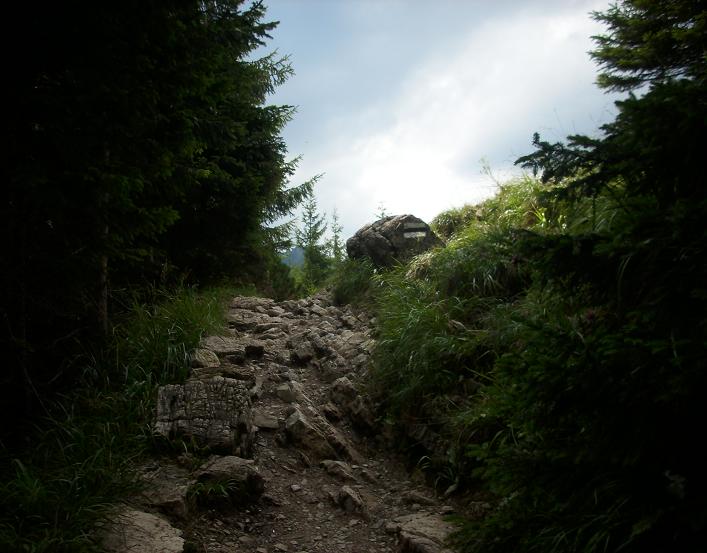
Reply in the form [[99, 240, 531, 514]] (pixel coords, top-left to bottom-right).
[[193, 455, 265, 503], [100, 508, 184, 553], [155, 377, 253, 455], [346, 214, 443, 268], [390, 512, 455, 553], [137, 291, 467, 553]]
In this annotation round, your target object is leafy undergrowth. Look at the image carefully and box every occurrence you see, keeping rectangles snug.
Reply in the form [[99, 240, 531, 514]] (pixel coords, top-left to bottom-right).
[[367, 173, 707, 552], [0, 286, 245, 552]]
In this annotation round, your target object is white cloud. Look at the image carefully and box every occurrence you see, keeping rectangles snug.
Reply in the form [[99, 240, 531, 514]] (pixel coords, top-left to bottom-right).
[[278, 1, 618, 240]]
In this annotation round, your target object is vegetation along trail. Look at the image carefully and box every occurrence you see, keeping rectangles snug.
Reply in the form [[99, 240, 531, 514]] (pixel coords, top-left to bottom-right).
[[100, 291, 468, 552], [3, 1, 706, 552]]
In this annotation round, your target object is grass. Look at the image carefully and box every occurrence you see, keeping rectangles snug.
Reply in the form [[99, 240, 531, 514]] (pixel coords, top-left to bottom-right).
[[369, 171, 707, 552], [330, 257, 377, 306], [0, 285, 241, 552], [371, 177, 543, 417]]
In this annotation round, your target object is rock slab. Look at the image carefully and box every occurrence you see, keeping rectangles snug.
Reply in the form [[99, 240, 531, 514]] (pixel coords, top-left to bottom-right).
[[155, 376, 252, 455], [100, 508, 184, 553], [346, 214, 443, 268], [391, 513, 455, 553]]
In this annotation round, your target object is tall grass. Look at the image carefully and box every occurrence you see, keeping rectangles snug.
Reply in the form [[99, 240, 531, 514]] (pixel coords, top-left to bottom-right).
[[0, 286, 236, 552], [372, 173, 707, 552], [330, 257, 377, 306], [371, 176, 543, 418]]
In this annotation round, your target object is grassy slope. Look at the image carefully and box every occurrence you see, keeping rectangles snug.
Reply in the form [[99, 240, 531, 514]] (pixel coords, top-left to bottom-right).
[[0, 286, 247, 552], [355, 174, 706, 552]]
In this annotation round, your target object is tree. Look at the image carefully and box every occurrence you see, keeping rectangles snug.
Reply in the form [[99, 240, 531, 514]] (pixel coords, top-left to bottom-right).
[[590, 0, 707, 92], [328, 209, 345, 263], [1, 1, 309, 427], [517, 0, 707, 206], [295, 195, 330, 289], [461, 1, 707, 552]]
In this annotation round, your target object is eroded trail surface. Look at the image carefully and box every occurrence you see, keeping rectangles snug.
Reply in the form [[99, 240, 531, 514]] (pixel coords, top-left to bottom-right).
[[102, 293, 456, 553]]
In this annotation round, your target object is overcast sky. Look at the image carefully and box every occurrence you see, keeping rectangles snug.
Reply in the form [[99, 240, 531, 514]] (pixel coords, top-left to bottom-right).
[[259, 0, 620, 240]]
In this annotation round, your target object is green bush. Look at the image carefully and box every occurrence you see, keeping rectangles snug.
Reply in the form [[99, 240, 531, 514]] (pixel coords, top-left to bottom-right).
[[372, 160, 707, 551], [112, 286, 231, 386]]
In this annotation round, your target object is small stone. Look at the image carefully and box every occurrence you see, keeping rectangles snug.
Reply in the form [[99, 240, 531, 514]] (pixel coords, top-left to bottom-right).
[[253, 410, 279, 430], [249, 376, 265, 400], [290, 343, 315, 365], [321, 402, 342, 421], [245, 342, 265, 358], [321, 460, 356, 481], [274, 543, 288, 552], [190, 348, 220, 368], [201, 335, 245, 356], [291, 484, 302, 492], [335, 485, 368, 518], [276, 383, 297, 403], [284, 409, 338, 460]]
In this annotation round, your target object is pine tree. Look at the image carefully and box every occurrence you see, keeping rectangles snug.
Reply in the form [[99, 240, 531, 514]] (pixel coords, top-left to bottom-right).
[[1, 0, 310, 423], [471, 1, 707, 551], [295, 195, 330, 289], [328, 209, 345, 263]]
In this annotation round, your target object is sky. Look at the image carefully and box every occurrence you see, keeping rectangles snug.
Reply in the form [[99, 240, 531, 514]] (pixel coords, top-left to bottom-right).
[[258, 0, 620, 241]]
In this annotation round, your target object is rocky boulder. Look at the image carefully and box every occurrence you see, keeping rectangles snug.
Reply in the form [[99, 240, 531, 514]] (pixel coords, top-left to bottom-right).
[[99, 508, 184, 553], [346, 214, 443, 268], [390, 513, 455, 553], [192, 455, 265, 505], [155, 376, 253, 456]]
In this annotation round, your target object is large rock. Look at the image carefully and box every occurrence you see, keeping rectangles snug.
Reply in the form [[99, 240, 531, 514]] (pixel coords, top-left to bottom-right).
[[155, 377, 253, 455], [284, 408, 338, 460], [333, 485, 369, 518], [192, 455, 265, 504], [100, 508, 184, 553], [285, 407, 362, 462], [139, 464, 192, 520], [390, 513, 455, 553], [346, 214, 443, 268], [330, 377, 377, 431]]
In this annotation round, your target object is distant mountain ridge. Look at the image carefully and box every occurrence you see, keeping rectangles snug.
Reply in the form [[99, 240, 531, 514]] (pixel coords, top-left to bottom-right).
[[281, 246, 304, 267]]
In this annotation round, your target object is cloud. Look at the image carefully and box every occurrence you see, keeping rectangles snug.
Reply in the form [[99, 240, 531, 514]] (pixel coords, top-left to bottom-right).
[[272, 0, 618, 240]]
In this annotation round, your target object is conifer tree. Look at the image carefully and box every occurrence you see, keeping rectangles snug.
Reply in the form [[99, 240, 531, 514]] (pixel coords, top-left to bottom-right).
[[1, 0, 310, 422], [295, 195, 330, 288], [328, 209, 345, 263], [464, 1, 707, 551]]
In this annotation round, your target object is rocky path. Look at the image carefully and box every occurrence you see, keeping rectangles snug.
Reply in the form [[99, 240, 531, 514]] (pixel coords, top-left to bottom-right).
[[101, 293, 457, 553]]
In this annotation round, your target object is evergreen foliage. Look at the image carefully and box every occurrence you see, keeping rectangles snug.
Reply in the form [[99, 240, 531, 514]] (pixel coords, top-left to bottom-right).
[[294, 194, 331, 291], [328, 209, 345, 263], [331, 258, 377, 307], [1, 1, 307, 428]]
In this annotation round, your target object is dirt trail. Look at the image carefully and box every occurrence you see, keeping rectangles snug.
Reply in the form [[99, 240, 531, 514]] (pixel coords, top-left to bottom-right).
[[103, 293, 458, 553]]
